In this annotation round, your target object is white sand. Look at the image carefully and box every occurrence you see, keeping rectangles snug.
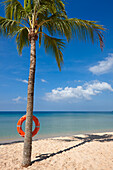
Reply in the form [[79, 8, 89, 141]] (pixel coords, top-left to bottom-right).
[[0, 132, 113, 170]]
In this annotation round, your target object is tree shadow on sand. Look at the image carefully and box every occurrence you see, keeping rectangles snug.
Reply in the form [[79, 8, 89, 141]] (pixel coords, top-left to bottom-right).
[[32, 133, 113, 164]]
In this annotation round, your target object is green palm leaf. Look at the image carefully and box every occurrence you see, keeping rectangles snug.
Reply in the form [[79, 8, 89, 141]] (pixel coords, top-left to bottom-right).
[[16, 27, 29, 55], [39, 26, 42, 47], [0, 16, 19, 36], [43, 33, 65, 70], [0, 0, 105, 67], [41, 17, 105, 49], [3, 0, 27, 21], [0, 16, 28, 35]]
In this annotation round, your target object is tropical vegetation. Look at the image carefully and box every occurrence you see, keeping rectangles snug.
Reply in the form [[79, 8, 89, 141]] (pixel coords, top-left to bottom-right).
[[0, 0, 105, 167]]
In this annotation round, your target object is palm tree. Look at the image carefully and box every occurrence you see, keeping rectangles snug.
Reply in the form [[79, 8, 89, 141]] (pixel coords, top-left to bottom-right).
[[0, 0, 105, 167]]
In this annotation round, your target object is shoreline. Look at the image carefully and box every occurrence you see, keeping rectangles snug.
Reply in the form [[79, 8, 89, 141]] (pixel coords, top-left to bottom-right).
[[0, 131, 113, 170], [1, 130, 113, 145]]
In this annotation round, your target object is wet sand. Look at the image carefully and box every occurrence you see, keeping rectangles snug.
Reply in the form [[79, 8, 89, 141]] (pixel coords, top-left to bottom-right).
[[0, 132, 113, 170]]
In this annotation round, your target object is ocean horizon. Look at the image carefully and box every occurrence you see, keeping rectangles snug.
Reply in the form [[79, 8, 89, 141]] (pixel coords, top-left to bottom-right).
[[0, 111, 113, 143]]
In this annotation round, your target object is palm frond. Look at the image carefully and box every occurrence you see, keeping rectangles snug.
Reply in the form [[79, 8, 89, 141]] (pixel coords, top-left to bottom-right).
[[0, 16, 29, 36], [42, 17, 105, 49], [43, 18, 72, 41], [36, 0, 65, 12], [68, 18, 105, 49], [35, 5, 49, 17], [25, 0, 33, 13], [39, 26, 42, 47], [0, 16, 19, 36], [0, 0, 105, 61], [54, 0, 66, 13], [33, 0, 66, 20], [3, 0, 27, 22], [16, 27, 29, 55], [43, 33, 65, 70], [24, 0, 27, 9]]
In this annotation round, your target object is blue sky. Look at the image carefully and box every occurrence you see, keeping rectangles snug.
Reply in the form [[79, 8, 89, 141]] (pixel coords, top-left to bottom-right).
[[0, 0, 113, 111]]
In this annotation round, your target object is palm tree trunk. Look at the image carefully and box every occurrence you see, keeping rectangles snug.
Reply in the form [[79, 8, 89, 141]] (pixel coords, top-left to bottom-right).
[[22, 29, 36, 167]]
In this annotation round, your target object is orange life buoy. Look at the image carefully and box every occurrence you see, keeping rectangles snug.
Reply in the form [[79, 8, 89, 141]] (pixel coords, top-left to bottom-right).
[[17, 115, 40, 137]]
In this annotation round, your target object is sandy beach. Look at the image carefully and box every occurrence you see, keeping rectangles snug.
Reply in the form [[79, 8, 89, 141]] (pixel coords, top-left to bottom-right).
[[0, 132, 113, 170]]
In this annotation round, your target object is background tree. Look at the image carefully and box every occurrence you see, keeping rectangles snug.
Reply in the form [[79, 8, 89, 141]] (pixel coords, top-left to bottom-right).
[[0, 0, 105, 167]]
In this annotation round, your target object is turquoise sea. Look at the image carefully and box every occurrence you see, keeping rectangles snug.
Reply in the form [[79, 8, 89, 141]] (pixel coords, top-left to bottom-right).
[[0, 111, 113, 143]]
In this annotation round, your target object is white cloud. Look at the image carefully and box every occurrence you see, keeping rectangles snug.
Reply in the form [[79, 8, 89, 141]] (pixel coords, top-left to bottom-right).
[[45, 81, 113, 101], [22, 80, 28, 84], [41, 79, 47, 83], [12, 96, 21, 103], [12, 96, 27, 103], [16, 79, 28, 84], [89, 53, 113, 75]]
